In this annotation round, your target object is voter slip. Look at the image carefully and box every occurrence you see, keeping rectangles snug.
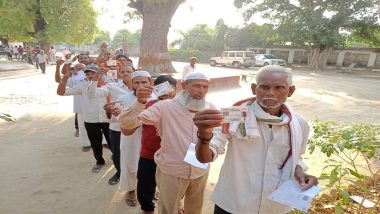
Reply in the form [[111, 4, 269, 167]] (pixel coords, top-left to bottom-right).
[[110, 101, 124, 110], [106, 60, 117, 67], [107, 70, 118, 79], [221, 106, 248, 123], [153, 81, 173, 97], [268, 180, 322, 212]]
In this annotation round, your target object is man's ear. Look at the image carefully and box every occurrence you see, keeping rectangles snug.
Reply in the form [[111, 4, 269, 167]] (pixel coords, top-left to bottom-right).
[[288, 86, 296, 97], [251, 83, 257, 95], [181, 81, 187, 90]]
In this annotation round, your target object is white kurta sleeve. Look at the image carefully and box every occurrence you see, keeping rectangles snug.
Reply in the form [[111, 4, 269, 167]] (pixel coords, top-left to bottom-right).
[[296, 114, 310, 172], [63, 83, 83, 96], [86, 81, 110, 99], [209, 127, 229, 161]]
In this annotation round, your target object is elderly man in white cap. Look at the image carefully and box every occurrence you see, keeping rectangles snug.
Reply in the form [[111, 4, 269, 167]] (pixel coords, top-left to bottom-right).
[[113, 70, 154, 206], [118, 72, 215, 214], [182, 56, 197, 80]]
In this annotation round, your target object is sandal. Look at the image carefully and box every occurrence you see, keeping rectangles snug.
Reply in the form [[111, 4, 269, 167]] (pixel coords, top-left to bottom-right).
[[108, 175, 120, 185], [91, 164, 104, 173], [82, 146, 91, 152], [125, 191, 137, 206]]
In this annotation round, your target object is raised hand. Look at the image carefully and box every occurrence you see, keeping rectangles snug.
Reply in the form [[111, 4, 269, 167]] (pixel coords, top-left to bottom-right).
[[193, 109, 223, 138], [136, 85, 153, 104]]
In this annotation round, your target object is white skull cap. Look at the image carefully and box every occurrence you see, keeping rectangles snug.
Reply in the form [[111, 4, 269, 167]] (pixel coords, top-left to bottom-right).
[[132, 70, 151, 79], [184, 72, 210, 81]]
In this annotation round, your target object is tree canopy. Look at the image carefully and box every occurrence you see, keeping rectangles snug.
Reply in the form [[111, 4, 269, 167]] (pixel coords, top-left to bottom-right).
[[234, 0, 380, 69], [0, 0, 98, 45], [94, 31, 111, 44], [111, 29, 141, 50]]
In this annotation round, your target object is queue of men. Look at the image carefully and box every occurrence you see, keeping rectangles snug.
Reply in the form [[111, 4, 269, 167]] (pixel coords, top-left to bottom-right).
[[54, 49, 318, 214]]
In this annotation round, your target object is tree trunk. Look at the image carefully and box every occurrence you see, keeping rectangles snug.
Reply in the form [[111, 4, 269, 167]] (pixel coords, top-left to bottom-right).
[[138, 0, 184, 73], [307, 47, 320, 70], [307, 46, 332, 71], [40, 41, 51, 54], [317, 45, 332, 70]]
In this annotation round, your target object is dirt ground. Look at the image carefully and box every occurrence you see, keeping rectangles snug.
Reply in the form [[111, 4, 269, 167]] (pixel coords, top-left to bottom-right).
[[0, 62, 379, 214]]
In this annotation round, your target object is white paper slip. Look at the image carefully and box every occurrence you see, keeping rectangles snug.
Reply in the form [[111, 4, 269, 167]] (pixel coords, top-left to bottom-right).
[[221, 106, 248, 123], [350, 195, 375, 208], [107, 70, 118, 79], [106, 60, 117, 66], [153, 81, 173, 97], [110, 101, 124, 110], [267, 180, 322, 212], [183, 143, 209, 169]]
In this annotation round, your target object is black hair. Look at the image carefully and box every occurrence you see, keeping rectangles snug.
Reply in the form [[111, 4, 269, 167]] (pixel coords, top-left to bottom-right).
[[116, 54, 128, 60], [154, 75, 177, 86]]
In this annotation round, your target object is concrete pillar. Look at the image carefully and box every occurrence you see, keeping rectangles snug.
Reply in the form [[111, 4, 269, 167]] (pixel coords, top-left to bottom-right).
[[336, 51, 346, 68], [367, 53, 376, 68], [288, 50, 295, 64]]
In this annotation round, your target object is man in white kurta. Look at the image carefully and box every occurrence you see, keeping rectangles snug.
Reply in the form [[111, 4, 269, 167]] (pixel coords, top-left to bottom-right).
[[182, 57, 197, 79], [67, 64, 91, 151], [193, 65, 318, 214], [57, 64, 111, 173], [86, 66, 133, 185], [116, 71, 153, 206]]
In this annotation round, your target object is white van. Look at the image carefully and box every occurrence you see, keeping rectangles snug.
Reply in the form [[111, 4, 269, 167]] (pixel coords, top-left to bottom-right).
[[210, 51, 255, 68]]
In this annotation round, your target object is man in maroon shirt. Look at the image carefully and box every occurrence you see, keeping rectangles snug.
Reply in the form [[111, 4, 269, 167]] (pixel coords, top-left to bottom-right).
[[136, 75, 177, 214]]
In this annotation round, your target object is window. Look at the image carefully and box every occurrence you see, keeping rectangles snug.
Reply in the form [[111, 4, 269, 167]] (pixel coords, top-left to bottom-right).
[[236, 52, 243, 57], [246, 52, 255, 57], [222, 52, 227, 58], [228, 52, 235, 58]]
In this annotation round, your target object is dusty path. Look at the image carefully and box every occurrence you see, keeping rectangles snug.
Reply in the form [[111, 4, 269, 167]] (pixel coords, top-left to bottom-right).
[[0, 62, 379, 214]]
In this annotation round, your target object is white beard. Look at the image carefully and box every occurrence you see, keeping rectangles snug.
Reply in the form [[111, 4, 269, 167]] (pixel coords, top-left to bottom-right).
[[175, 90, 207, 112]]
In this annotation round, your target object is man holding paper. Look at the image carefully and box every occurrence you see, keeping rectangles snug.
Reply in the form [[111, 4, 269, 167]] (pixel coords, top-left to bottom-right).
[[118, 72, 216, 214], [86, 65, 133, 185], [193, 65, 318, 214]]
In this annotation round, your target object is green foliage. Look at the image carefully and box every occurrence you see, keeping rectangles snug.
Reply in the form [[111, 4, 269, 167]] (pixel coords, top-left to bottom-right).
[[94, 31, 111, 44], [168, 48, 207, 63], [0, 113, 15, 123], [111, 29, 141, 50], [172, 19, 283, 59], [172, 24, 215, 55], [234, 0, 380, 49], [0, 0, 98, 44], [308, 120, 380, 212]]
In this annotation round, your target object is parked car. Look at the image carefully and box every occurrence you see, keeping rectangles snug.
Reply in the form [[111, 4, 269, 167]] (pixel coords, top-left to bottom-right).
[[210, 51, 256, 68], [0, 45, 5, 54], [255, 54, 286, 66]]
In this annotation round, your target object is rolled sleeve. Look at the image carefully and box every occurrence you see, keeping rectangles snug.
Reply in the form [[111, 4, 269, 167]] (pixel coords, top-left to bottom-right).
[[87, 81, 109, 99], [63, 86, 82, 96], [209, 127, 229, 161]]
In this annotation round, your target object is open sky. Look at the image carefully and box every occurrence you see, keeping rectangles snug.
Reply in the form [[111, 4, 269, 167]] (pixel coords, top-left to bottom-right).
[[93, 0, 266, 42]]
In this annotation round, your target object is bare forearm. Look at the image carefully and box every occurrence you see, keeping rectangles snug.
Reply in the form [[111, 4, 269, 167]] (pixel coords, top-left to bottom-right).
[[55, 65, 61, 83], [121, 127, 138, 136], [57, 77, 68, 95], [195, 142, 214, 163], [61, 64, 69, 74], [195, 131, 214, 163]]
